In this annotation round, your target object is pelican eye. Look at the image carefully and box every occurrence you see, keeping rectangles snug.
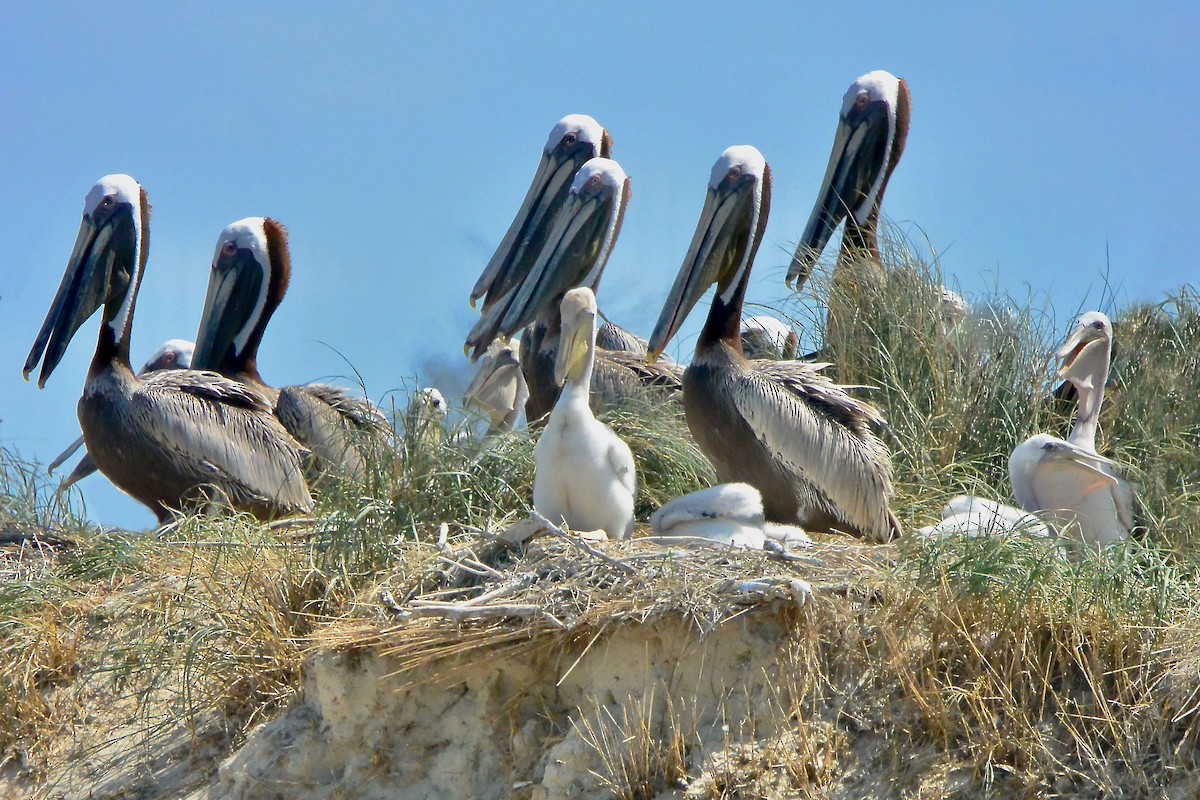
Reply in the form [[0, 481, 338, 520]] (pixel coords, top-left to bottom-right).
[[1041, 442, 1057, 451], [562, 132, 577, 147], [1091, 320, 1105, 330], [855, 92, 870, 110], [222, 240, 238, 257]]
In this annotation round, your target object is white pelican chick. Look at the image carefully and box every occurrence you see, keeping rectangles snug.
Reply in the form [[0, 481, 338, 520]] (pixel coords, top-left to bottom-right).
[[917, 495, 1052, 539], [533, 287, 636, 539], [651, 483, 812, 549]]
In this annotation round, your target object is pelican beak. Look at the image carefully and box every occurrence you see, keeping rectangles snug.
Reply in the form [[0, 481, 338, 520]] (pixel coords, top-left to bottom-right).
[[554, 310, 595, 386], [1054, 323, 1106, 380], [463, 346, 521, 414], [469, 139, 598, 311], [23, 203, 139, 387], [192, 245, 265, 371], [648, 176, 756, 361], [464, 166, 626, 360], [787, 98, 892, 290]]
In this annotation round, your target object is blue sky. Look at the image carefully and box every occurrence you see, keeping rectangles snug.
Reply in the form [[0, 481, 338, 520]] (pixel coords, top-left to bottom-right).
[[2, 3, 1197, 529]]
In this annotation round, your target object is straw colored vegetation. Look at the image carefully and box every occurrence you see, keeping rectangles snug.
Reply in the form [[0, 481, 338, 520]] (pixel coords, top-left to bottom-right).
[[2, 225, 1200, 798]]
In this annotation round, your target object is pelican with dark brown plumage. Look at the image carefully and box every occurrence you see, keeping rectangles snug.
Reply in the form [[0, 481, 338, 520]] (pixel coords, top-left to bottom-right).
[[192, 217, 392, 481], [648, 147, 900, 543], [23, 175, 312, 522]]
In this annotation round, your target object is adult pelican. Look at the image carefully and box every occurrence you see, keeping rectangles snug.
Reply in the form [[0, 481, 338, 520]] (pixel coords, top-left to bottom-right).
[[648, 147, 899, 542], [191, 218, 392, 481], [470, 114, 612, 313], [533, 287, 636, 539], [1008, 312, 1133, 546], [786, 70, 910, 292], [48, 338, 195, 487], [466, 158, 681, 420], [23, 176, 312, 522]]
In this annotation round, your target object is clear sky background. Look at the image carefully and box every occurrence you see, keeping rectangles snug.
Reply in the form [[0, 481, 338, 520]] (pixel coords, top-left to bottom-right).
[[2, 3, 1197, 530]]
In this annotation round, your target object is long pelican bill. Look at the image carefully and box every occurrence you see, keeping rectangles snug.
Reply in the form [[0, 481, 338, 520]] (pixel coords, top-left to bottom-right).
[[1055, 312, 1110, 379], [465, 157, 628, 359], [787, 72, 899, 290], [193, 232, 267, 371], [24, 180, 142, 387], [649, 147, 766, 361], [469, 115, 611, 312], [554, 304, 595, 386]]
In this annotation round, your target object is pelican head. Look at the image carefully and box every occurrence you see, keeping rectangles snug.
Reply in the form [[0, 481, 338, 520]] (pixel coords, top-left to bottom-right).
[[469, 114, 612, 312], [1056, 311, 1112, 388], [787, 70, 910, 289], [142, 338, 195, 372], [24, 175, 149, 387], [464, 336, 525, 421], [192, 217, 290, 378], [415, 387, 448, 422], [465, 157, 629, 359], [554, 287, 598, 386], [648, 146, 771, 361]]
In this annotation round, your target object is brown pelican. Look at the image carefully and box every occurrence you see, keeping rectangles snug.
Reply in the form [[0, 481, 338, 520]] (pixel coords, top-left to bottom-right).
[[648, 146, 900, 542], [533, 287, 636, 539], [1008, 312, 1133, 546], [650, 483, 812, 549], [466, 157, 682, 420], [740, 315, 799, 360], [192, 217, 392, 481], [23, 175, 312, 522], [48, 338, 195, 487], [470, 114, 612, 312], [786, 70, 911, 292], [463, 336, 529, 433]]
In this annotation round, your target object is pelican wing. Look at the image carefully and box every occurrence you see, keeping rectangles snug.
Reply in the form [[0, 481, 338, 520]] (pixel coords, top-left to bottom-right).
[[596, 321, 649, 355], [731, 360, 893, 538], [292, 383, 391, 433], [135, 370, 312, 512], [606, 432, 637, 497], [597, 349, 684, 391]]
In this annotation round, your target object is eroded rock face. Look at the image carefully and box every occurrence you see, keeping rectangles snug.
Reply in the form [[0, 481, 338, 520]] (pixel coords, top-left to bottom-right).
[[215, 611, 806, 800]]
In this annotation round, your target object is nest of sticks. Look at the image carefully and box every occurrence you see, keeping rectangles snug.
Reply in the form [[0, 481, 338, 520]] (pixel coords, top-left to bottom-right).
[[317, 513, 897, 683]]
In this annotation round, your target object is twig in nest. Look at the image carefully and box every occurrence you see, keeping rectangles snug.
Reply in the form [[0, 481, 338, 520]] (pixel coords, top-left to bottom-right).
[[529, 510, 637, 575]]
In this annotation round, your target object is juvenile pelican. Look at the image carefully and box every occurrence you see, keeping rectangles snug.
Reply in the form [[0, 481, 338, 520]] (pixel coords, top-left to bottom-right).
[[466, 158, 681, 420], [463, 336, 528, 433], [23, 176, 312, 522], [48, 338, 195, 487], [648, 147, 899, 542], [916, 495, 1052, 538], [1008, 312, 1133, 546], [740, 315, 799, 360], [192, 218, 391, 480], [533, 287, 636, 539], [787, 70, 910, 292], [651, 483, 812, 549]]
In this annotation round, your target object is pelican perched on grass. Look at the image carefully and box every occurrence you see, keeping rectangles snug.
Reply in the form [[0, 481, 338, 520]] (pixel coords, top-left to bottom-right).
[[463, 336, 529, 433], [648, 146, 899, 543], [23, 175, 312, 522], [787, 70, 910, 292], [466, 157, 681, 420], [533, 287, 636, 539], [192, 217, 391, 481], [1008, 312, 1133, 546], [48, 338, 195, 487], [650, 483, 812, 549]]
